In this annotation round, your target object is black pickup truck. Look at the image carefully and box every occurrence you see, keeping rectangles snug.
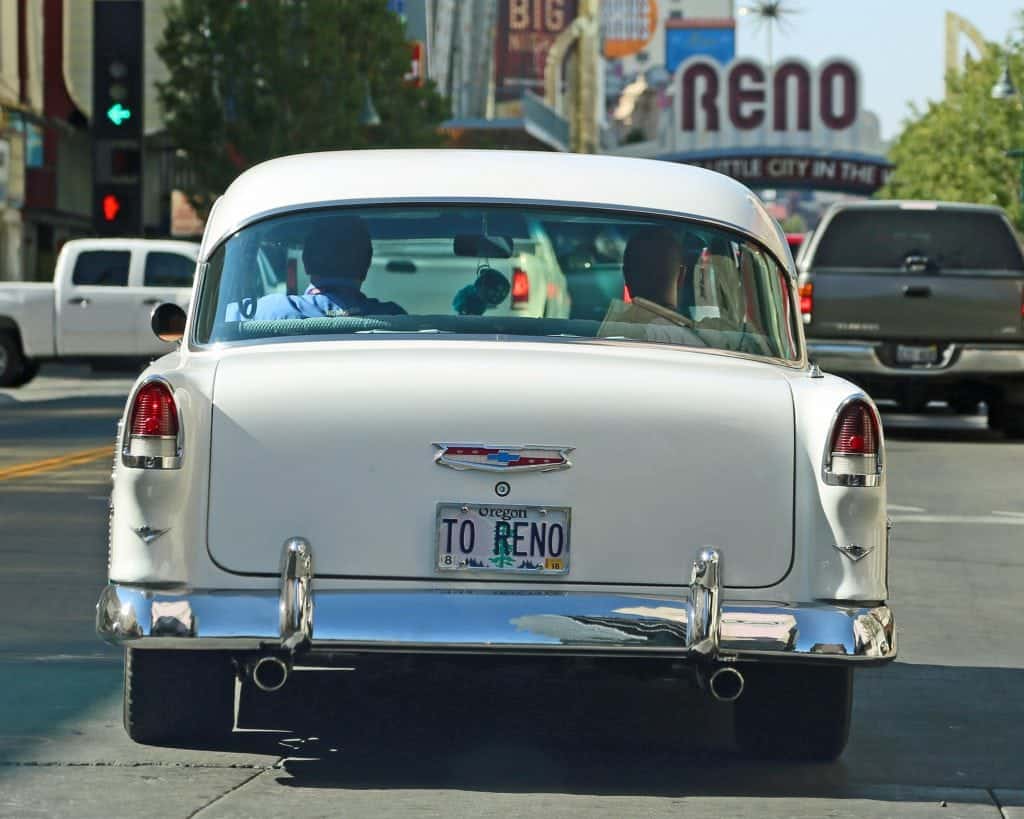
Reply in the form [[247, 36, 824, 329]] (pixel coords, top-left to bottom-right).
[[798, 201, 1024, 436]]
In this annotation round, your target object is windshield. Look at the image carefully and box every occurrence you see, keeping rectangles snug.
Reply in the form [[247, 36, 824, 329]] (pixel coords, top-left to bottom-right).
[[813, 209, 1024, 272], [194, 204, 800, 361]]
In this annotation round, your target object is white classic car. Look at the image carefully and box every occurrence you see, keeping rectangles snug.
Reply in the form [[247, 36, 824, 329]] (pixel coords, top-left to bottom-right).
[[97, 150, 895, 760]]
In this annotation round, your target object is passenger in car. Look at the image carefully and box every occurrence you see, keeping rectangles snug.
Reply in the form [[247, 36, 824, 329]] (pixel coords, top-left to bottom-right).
[[246, 215, 406, 320], [599, 227, 694, 339]]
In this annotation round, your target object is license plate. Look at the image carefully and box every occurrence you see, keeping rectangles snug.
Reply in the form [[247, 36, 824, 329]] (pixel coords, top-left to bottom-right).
[[436, 503, 571, 574], [896, 344, 939, 365]]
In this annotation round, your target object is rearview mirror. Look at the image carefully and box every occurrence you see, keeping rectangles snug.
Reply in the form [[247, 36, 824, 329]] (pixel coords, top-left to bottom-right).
[[453, 234, 514, 259], [151, 302, 187, 343]]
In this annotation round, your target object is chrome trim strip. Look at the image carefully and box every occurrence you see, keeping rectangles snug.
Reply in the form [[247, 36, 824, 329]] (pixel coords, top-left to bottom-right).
[[821, 392, 885, 488], [120, 375, 184, 470], [96, 585, 896, 663]]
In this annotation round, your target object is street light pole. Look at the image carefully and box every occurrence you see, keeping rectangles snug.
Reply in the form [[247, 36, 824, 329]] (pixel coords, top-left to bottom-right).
[[992, 57, 1023, 204]]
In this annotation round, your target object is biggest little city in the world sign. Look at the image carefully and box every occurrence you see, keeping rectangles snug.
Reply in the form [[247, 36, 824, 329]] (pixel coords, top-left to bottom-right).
[[625, 57, 892, 194]]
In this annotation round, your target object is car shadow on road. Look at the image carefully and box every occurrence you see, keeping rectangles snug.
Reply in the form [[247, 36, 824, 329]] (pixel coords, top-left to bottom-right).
[[240, 661, 1022, 800]]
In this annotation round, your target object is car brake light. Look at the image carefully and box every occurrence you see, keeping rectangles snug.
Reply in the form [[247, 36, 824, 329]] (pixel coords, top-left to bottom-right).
[[511, 268, 529, 307], [799, 282, 813, 324], [623, 284, 632, 303], [824, 398, 882, 487], [122, 380, 182, 469]]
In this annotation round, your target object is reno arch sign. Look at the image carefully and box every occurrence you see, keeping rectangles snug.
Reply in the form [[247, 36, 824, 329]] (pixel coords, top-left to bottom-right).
[[642, 57, 892, 194], [679, 57, 860, 134]]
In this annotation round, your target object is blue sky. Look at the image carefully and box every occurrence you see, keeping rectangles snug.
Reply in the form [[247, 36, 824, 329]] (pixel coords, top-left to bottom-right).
[[733, 1, 1019, 140]]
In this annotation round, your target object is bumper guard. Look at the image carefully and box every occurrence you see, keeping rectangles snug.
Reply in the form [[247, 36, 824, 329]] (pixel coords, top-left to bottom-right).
[[97, 543, 896, 664]]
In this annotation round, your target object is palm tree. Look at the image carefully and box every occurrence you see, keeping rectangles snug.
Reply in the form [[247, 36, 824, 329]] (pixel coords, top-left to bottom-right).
[[738, 1, 801, 69]]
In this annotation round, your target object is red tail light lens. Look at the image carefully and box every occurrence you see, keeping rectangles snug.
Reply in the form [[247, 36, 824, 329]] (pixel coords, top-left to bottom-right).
[[130, 382, 178, 437], [830, 402, 878, 456], [825, 398, 882, 486], [123, 380, 182, 469], [511, 268, 529, 306], [623, 284, 632, 303], [799, 282, 813, 322]]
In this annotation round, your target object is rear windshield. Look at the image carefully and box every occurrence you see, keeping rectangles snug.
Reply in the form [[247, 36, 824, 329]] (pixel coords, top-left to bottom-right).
[[193, 204, 800, 361], [812, 209, 1024, 272]]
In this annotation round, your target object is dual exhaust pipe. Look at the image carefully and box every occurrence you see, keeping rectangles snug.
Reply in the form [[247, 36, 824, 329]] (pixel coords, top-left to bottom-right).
[[248, 655, 744, 701], [701, 665, 745, 702], [250, 656, 290, 692]]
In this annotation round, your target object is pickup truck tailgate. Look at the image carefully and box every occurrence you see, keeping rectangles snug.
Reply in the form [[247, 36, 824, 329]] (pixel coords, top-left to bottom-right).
[[806, 205, 1024, 341], [811, 271, 1024, 341]]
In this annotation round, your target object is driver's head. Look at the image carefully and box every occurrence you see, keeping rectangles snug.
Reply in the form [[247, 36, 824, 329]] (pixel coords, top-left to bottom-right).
[[622, 227, 683, 309], [303, 214, 373, 288]]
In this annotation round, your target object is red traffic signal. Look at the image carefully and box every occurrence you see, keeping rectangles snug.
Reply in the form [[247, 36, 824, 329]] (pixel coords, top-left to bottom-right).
[[102, 194, 121, 222]]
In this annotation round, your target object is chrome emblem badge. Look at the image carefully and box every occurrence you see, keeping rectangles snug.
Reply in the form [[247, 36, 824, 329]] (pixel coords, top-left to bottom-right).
[[434, 444, 573, 473], [833, 543, 872, 562], [133, 526, 169, 545]]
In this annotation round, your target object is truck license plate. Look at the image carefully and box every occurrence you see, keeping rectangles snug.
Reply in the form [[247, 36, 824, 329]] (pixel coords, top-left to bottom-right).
[[436, 503, 570, 574], [896, 344, 939, 365]]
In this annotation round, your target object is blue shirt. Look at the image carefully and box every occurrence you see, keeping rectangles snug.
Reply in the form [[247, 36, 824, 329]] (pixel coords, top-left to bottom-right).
[[236, 284, 406, 321]]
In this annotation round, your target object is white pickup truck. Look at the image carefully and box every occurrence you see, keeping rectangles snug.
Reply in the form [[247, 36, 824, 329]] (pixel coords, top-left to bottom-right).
[[0, 238, 198, 386]]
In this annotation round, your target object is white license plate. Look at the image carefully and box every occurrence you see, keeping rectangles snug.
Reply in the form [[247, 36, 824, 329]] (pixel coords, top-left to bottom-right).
[[436, 503, 571, 574], [896, 344, 938, 364]]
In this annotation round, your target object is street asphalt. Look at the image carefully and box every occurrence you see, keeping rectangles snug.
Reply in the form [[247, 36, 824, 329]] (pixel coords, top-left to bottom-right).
[[0, 365, 1022, 817]]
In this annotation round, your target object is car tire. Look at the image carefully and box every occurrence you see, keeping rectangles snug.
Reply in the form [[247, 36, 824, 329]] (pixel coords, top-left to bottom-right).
[[0, 333, 26, 387], [733, 664, 853, 761], [123, 649, 236, 747], [990, 401, 1024, 439]]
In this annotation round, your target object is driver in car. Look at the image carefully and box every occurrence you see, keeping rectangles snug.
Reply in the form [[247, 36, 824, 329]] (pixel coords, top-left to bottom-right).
[[599, 227, 693, 337], [249, 214, 405, 320]]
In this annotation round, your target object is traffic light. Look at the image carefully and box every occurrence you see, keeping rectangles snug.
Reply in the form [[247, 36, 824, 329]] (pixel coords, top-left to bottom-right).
[[92, 0, 143, 235]]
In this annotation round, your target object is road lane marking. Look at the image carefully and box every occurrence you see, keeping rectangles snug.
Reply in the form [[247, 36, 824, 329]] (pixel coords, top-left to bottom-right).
[[888, 504, 927, 513], [890, 514, 1024, 526], [0, 445, 112, 482], [992, 510, 1024, 519]]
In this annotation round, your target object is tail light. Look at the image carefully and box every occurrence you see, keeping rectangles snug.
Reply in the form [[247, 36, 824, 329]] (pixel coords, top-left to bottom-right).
[[823, 398, 882, 487], [511, 268, 530, 307], [122, 379, 182, 469], [799, 282, 813, 324], [623, 284, 632, 303]]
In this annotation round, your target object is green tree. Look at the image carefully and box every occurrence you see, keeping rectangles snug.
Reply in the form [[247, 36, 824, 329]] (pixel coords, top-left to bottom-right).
[[879, 31, 1024, 230], [157, 0, 449, 215]]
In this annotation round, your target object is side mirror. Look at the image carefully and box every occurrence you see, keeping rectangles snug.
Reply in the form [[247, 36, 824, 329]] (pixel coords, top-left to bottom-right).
[[151, 302, 187, 343]]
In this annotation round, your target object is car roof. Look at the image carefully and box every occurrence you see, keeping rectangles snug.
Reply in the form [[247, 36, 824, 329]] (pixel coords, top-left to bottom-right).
[[202, 149, 790, 265], [62, 238, 200, 254]]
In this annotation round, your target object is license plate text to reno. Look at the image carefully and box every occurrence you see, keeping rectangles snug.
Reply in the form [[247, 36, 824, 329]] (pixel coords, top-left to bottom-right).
[[436, 504, 570, 574]]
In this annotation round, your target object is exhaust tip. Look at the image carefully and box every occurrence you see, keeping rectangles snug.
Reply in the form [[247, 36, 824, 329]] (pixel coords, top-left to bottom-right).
[[709, 666, 744, 702], [252, 656, 289, 692]]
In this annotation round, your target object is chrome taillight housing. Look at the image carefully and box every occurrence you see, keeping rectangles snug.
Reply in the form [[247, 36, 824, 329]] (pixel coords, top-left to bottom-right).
[[823, 396, 882, 487], [121, 377, 182, 469]]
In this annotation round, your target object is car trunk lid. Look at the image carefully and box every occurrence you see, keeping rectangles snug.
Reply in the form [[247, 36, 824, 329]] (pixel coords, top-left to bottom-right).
[[206, 341, 795, 588]]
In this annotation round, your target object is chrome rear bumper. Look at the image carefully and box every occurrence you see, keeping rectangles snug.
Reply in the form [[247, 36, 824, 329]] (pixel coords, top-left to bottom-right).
[[808, 340, 1024, 377], [97, 547, 896, 664]]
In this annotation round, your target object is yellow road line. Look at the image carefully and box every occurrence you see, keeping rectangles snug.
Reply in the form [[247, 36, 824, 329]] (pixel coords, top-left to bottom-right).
[[0, 445, 112, 482]]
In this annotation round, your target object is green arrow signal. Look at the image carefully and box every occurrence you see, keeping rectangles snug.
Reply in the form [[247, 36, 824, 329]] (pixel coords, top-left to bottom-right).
[[106, 103, 132, 126]]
